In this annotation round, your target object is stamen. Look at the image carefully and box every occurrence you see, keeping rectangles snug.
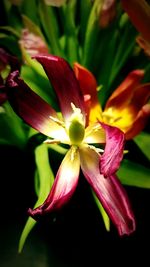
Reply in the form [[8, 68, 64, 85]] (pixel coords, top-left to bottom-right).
[[89, 145, 104, 154], [44, 139, 60, 144], [70, 146, 78, 161], [85, 123, 101, 137], [49, 115, 65, 127]]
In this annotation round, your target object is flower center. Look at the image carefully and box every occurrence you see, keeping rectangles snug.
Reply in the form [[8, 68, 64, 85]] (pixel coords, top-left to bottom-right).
[[68, 103, 85, 146], [69, 118, 85, 145]]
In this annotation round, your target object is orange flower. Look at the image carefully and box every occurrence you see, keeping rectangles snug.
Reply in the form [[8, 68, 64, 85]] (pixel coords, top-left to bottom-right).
[[74, 63, 150, 140]]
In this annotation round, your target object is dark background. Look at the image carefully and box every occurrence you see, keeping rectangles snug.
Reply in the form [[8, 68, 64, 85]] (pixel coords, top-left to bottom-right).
[[0, 145, 150, 267]]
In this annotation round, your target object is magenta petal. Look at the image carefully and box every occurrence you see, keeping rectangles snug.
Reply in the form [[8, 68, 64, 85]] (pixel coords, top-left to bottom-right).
[[100, 123, 125, 177], [0, 48, 20, 71], [28, 148, 80, 219], [33, 54, 86, 121], [0, 76, 7, 105], [6, 70, 59, 137], [80, 146, 136, 235]]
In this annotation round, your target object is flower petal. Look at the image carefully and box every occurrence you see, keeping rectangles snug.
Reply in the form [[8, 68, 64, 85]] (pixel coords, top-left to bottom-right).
[[19, 29, 49, 57], [79, 146, 135, 235], [84, 122, 105, 144], [33, 55, 86, 122], [121, 0, 150, 43], [126, 104, 150, 140], [105, 69, 144, 110], [6, 70, 68, 139], [28, 147, 80, 219], [0, 76, 7, 105], [0, 48, 20, 71], [100, 123, 125, 176], [131, 83, 150, 109], [44, 0, 66, 6], [74, 62, 102, 124]]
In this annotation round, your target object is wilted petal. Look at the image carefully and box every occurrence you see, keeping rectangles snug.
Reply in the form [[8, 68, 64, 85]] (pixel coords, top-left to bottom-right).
[[0, 48, 20, 71], [74, 62, 102, 124], [121, 0, 150, 43], [126, 104, 150, 140], [100, 0, 116, 28], [34, 55, 86, 122], [19, 29, 49, 57], [136, 35, 150, 57], [130, 83, 150, 110], [0, 85, 7, 105], [80, 146, 135, 235], [105, 69, 144, 109], [100, 123, 125, 176], [6, 70, 68, 140], [28, 147, 80, 219], [44, 0, 66, 6]]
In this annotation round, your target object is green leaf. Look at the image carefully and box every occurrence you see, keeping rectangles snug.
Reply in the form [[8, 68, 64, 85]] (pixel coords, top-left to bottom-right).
[[117, 159, 150, 188], [18, 144, 54, 252], [134, 132, 150, 161], [92, 190, 110, 231], [0, 103, 27, 148], [63, 0, 79, 63], [21, 0, 39, 25], [0, 26, 20, 38], [21, 64, 58, 110], [82, 0, 104, 68], [38, 0, 62, 56]]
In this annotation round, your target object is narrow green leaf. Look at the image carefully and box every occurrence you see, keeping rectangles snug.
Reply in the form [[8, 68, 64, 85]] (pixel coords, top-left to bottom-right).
[[108, 21, 137, 88], [0, 26, 20, 38], [134, 132, 150, 161], [18, 144, 54, 252], [79, 0, 92, 45], [38, 0, 62, 56], [21, 64, 58, 109], [117, 159, 150, 188], [92, 190, 110, 231], [0, 103, 27, 149], [82, 0, 104, 68], [63, 0, 79, 63], [21, 0, 39, 25]]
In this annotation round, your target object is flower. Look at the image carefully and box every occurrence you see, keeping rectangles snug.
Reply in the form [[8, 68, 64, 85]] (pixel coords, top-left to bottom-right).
[[121, 0, 150, 43], [0, 48, 20, 105], [99, 0, 116, 28], [19, 29, 49, 58], [6, 54, 135, 235], [74, 63, 150, 140]]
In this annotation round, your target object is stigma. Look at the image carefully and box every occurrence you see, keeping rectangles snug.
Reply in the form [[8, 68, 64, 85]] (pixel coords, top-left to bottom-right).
[[68, 103, 85, 146]]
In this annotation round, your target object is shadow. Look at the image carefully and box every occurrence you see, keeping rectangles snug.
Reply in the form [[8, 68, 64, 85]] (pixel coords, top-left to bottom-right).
[[0, 145, 150, 266]]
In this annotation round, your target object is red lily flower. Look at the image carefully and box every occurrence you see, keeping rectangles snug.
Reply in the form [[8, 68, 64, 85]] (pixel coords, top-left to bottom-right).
[[74, 63, 150, 140], [6, 55, 135, 235], [0, 48, 20, 105], [121, 0, 150, 43]]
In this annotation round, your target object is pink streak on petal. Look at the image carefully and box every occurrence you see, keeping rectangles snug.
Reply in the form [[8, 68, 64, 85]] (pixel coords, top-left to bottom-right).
[[100, 123, 125, 176], [34, 55, 86, 122], [80, 146, 136, 235], [28, 148, 80, 219]]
